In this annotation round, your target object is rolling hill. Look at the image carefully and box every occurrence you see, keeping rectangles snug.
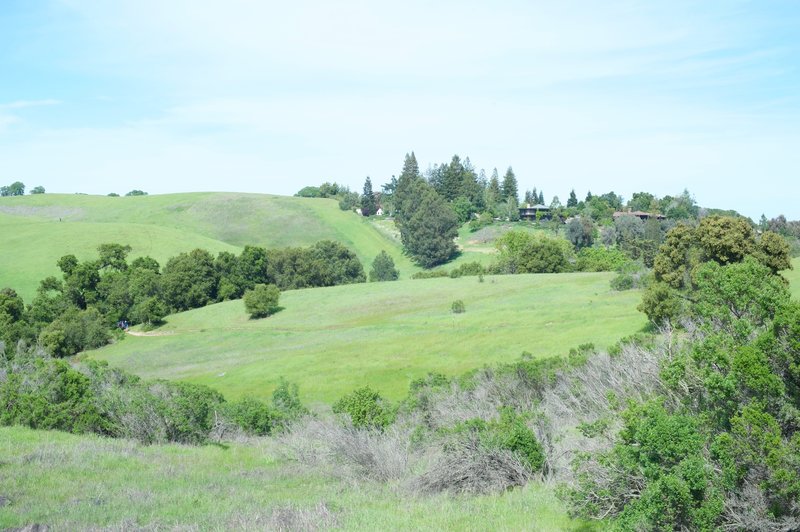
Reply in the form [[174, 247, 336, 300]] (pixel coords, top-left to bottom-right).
[[89, 272, 648, 405], [0, 192, 416, 300]]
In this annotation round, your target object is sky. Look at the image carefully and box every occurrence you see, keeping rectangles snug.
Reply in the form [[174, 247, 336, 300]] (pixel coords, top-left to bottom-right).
[[1, 0, 799, 220]]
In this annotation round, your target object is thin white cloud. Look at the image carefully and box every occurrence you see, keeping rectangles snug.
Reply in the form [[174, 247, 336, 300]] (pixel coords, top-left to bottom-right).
[[3, 1, 796, 220]]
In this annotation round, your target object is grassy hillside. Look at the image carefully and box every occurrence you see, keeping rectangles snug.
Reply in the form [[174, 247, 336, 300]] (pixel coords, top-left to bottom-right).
[[0, 426, 581, 530], [90, 272, 647, 405], [0, 192, 415, 300], [787, 257, 800, 299]]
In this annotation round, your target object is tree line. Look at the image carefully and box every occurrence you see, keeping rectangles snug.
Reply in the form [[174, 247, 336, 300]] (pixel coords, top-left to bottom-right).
[[0, 240, 366, 358]]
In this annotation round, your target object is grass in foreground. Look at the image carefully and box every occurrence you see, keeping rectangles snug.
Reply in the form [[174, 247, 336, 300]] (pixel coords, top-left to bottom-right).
[[89, 272, 647, 405], [0, 426, 584, 531]]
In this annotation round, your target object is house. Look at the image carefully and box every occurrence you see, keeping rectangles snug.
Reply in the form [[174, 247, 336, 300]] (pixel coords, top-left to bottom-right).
[[518, 204, 552, 221], [612, 210, 666, 221]]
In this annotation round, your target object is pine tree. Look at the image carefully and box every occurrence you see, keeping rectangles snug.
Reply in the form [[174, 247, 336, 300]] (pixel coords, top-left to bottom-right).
[[538, 190, 544, 205], [403, 186, 459, 267], [361, 176, 377, 216], [567, 189, 578, 208], [502, 167, 518, 204], [395, 152, 423, 226]]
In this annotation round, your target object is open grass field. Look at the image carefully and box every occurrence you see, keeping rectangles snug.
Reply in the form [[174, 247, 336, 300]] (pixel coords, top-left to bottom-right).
[[89, 272, 647, 405], [0, 192, 416, 300], [0, 426, 585, 531]]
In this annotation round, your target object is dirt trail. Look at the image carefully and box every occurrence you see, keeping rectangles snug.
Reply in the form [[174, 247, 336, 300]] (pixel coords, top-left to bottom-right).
[[125, 329, 175, 337]]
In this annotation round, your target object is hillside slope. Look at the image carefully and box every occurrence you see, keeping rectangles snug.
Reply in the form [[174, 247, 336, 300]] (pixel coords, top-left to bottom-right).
[[0, 192, 414, 300], [89, 272, 647, 404], [0, 426, 577, 530]]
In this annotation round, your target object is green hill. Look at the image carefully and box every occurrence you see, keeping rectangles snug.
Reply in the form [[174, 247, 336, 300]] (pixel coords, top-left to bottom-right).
[[0, 192, 415, 300], [89, 272, 647, 405]]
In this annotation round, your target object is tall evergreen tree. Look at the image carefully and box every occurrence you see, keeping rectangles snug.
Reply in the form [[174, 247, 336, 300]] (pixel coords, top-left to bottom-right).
[[502, 167, 518, 204], [403, 186, 459, 267], [538, 190, 544, 205], [394, 152, 424, 226], [361, 176, 377, 216], [567, 189, 578, 208]]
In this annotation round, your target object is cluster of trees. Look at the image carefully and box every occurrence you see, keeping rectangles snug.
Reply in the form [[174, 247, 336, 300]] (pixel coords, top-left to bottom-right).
[[1, 240, 366, 358], [566, 227, 800, 529], [0, 181, 44, 196], [639, 215, 791, 325]]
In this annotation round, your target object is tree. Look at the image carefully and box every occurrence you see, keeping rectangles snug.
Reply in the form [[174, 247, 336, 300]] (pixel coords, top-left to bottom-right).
[[403, 186, 459, 267], [30, 186, 45, 194], [98, 243, 132, 271], [243, 284, 280, 319], [125, 190, 148, 196], [369, 251, 399, 282], [501, 167, 518, 203], [0, 181, 25, 196], [757, 231, 792, 274], [697, 215, 756, 265], [566, 217, 594, 249], [567, 189, 578, 208], [361, 176, 377, 216], [628, 192, 655, 212], [485, 169, 502, 214], [394, 152, 424, 225], [495, 231, 572, 273], [161, 249, 218, 311]]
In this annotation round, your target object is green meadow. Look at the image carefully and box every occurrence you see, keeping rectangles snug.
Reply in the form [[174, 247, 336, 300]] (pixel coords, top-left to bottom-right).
[[0, 426, 583, 531], [0, 192, 416, 300], [90, 272, 647, 405]]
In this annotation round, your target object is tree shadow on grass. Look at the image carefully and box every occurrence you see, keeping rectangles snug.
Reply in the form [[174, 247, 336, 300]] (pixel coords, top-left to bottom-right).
[[248, 306, 285, 320]]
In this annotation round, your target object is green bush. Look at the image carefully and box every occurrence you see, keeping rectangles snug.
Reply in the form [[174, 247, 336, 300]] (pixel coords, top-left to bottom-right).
[[333, 386, 394, 429], [450, 408, 544, 473], [39, 307, 111, 357], [0, 353, 109, 434], [411, 269, 450, 279], [271, 377, 308, 425], [449, 261, 486, 278], [575, 246, 628, 272], [451, 300, 465, 313], [369, 250, 399, 282], [222, 397, 277, 436], [243, 283, 280, 319]]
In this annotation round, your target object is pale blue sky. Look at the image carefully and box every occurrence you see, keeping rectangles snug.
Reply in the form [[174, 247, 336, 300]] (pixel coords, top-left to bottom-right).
[[1, 0, 799, 219]]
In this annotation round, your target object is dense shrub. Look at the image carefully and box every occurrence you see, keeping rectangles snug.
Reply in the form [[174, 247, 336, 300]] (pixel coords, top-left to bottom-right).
[[221, 397, 278, 436], [333, 386, 394, 429], [0, 352, 109, 434], [411, 269, 449, 279], [271, 377, 309, 425], [451, 300, 465, 314], [39, 307, 110, 357], [243, 284, 281, 319], [369, 251, 399, 282], [451, 408, 544, 473], [448, 261, 486, 278], [574, 246, 628, 272], [494, 231, 573, 274], [0, 348, 308, 445]]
